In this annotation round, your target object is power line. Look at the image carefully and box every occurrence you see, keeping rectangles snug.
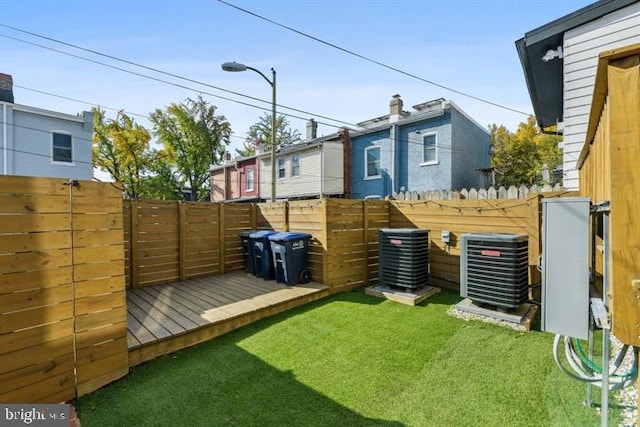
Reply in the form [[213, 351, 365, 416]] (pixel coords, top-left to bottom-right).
[[14, 84, 151, 120], [217, 0, 532, 117], [0, 24, 358, 129], [1, 33, 349, 131], [14, 84, 246, 141]]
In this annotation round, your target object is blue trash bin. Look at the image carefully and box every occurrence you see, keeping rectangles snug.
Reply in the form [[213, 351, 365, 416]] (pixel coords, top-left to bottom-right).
[[268, 232, 312, 285], [249, 230, 277, 280]]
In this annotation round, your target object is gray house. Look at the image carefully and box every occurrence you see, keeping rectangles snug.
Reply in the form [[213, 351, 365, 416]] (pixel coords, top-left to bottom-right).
[[516, 0, 640, 190], [350, 95, 490, 199], [0, 73, 94, 180]]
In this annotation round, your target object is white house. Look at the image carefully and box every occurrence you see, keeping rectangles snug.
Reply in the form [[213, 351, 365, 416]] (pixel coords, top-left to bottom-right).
[[259, 131, 346, 200], [0, 73, 94, 180], [516, 0, 640, 190]]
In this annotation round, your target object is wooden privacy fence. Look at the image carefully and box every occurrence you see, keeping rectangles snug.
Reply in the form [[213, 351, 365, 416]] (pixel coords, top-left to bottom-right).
[[124, 201, 253, 288], [0, 176, 128, 403], [255, 197, 549, 294], [577, 44, 640, 347], [123, 196, 556, 294]]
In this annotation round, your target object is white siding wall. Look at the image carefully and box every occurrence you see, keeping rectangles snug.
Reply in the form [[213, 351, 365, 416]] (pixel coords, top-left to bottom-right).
[[322, 142, 344, 195], [278, 147, 322, 198], [562, 2, 640, 190], [259, 143, 345, 199], [259, 156, 271, 200]]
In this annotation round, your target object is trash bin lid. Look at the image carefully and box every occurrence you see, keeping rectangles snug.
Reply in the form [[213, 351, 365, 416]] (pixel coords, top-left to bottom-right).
[[249, 230, 277, 239], [239, 230, 258, 238], [268, 232, 312, 242]]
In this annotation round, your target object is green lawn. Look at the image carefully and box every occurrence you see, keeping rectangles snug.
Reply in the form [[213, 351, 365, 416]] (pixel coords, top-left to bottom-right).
[[76, 289, 616, 426]]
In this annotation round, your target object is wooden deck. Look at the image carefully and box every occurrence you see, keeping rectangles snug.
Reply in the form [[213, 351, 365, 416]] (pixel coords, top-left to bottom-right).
[[127, 271, 329, 366]]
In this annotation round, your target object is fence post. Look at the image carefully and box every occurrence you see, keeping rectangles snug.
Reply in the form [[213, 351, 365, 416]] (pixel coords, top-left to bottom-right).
[[179, 201, 186, 281], [218, 203, 226, 274], [131, 200, 139, 288], [250, 203, 257, 229], [363, 200, 369, 285], [284, 202, 290, 232], [321, 199, 329, 287]]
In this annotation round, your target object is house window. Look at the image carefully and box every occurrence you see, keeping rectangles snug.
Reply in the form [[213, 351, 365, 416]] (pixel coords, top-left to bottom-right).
[[422, 133, 437, 165], [52, 132, 72, 163], [246, 168, 254, 191], [365, 146, 381, 179], [278, 159, 286, 179], [291, 155, 300, 177]]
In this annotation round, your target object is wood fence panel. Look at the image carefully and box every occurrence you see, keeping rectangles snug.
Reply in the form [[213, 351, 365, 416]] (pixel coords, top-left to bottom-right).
[[222, 203, 253, 272], [256, 202, 287, 231], [71, 181, 128, 397], [288, 200, 325, 284], [364, 200, 390, 285], [0, 176, 75, 403], [578, 46, 640, 347], [323, 200, 366, 290], [390, 197, 542, 291], [133, 201, 180, 287], [183, 202, 220, 279]]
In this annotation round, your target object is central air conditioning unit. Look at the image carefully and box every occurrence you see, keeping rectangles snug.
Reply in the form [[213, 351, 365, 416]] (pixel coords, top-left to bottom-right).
[[460, 233, 529, 309], [379, 228, 429, 289]]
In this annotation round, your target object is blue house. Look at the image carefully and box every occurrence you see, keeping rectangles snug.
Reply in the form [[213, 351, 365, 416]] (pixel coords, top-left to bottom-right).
[[0, 73, 94, 180], [350, 95, 490, 199]]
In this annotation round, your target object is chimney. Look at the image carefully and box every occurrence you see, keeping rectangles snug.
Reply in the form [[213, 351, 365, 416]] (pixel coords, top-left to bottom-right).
[[255, 139, 263, 154], [0, 73, 14, 103], [225, 152, 232, 162], [306, 118, 317, 140], [389, 94, 403, 123]]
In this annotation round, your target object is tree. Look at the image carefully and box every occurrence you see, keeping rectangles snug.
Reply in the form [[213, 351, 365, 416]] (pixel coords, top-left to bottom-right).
[[92, 108, 152, 199], [490, 116, 562, 187], [150, 96, 231, 201], [236, 113, 301, 157]]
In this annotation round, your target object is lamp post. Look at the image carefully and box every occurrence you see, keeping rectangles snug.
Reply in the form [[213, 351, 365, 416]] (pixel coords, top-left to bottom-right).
[[221, 61, 277, 203]]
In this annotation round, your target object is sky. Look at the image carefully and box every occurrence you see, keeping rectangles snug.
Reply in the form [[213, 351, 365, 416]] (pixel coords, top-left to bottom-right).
[[1, 0, 594, 161]]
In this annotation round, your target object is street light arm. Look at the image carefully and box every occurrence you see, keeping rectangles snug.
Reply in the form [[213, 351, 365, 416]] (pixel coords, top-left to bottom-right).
[[245, 66, 275, 87]]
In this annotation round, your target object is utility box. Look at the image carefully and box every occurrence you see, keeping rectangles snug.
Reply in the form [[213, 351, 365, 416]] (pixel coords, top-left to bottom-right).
[[541, 197, 590, 340]]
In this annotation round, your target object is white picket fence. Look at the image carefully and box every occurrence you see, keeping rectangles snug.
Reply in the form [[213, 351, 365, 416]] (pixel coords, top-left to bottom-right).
[[392, 184, 566, 201]]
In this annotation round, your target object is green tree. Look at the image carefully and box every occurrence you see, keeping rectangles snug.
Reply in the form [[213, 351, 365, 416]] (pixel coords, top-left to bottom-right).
[[92, 108, 152, 199], [139, 150, 183, 200], [150, 96, 231, 201], [490, 116, 562, 187], [236, 113, 301, 157]]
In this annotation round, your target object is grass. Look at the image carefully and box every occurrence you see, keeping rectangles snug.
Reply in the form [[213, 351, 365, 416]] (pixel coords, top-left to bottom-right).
[[76, 289, 618, 426]]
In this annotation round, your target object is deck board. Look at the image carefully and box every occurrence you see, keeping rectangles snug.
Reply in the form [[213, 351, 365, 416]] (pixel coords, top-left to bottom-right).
[[127, 270, 329, 366]]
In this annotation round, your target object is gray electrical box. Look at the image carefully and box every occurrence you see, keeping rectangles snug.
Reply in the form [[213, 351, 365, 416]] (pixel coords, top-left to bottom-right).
[[541, 197, 590, 339]]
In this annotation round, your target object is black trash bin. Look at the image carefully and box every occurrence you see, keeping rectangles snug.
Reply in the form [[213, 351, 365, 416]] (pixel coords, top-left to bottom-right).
[[268, 232, 312, 285], [250, 230, 277, 280], [238, 230, 260, 275]]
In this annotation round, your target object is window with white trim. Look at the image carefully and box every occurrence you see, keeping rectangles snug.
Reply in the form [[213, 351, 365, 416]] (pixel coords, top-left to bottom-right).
[[365, 146, 381, 179], [422, 133, 437, 164], [291, 155, 300, 177], [246, 168, 254, 191], [278, 159, 286, 178], [52, 132, 72, 163]]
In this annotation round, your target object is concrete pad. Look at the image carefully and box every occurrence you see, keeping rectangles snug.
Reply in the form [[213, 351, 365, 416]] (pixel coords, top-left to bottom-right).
[[365, 284, 441, 306], [454, 298, 538, 331]]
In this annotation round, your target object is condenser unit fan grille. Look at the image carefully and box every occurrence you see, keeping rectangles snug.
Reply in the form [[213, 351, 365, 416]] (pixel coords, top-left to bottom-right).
[[379, 228, 429, 289], [461, 233, 528, 308]]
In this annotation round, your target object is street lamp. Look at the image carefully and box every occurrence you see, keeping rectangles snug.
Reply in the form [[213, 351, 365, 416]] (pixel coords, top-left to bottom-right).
[[221, 61, 277, 203]]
